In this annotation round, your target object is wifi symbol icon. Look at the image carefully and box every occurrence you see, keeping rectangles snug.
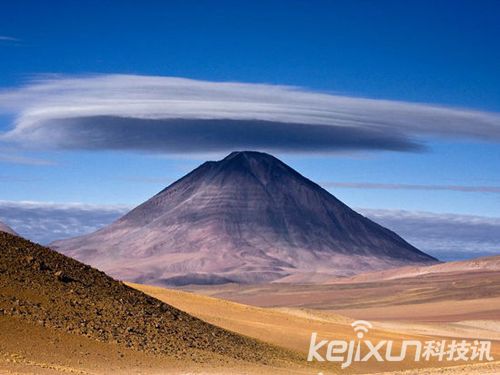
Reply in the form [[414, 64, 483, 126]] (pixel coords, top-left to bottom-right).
[[351, 320, 373, 339]]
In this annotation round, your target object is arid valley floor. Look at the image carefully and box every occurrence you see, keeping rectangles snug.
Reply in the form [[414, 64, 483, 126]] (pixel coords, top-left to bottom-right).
[[135, 263, 500, 374]]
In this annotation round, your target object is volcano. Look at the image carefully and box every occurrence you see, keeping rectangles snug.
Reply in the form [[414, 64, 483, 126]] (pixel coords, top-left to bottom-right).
[[52, 151, 437, 285]]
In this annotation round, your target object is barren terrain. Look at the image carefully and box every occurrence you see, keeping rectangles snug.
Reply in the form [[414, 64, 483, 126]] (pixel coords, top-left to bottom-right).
[[0, 232, 311, 374], [133, 282, 500, 374], [1, 232, 498, 374], [186, 266, 500, 322]]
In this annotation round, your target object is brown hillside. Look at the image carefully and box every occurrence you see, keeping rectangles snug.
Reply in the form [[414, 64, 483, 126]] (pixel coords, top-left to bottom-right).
[[0, 232, 297, 366]]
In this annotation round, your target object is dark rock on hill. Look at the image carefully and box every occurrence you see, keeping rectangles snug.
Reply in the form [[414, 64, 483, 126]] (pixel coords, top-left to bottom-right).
[[0, 232, 294, 364], [52, 151, 437, 285]]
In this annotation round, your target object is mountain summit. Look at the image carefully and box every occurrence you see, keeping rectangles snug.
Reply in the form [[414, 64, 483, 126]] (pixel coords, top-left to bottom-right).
[[52, 151, 437, 285]]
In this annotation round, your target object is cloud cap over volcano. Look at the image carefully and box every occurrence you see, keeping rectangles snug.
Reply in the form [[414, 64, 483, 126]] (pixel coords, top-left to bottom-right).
[[1, 74, 500, 154]]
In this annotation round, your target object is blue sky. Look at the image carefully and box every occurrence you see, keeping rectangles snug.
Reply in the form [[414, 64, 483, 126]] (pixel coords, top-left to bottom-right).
[[0, 1, 499, 258]]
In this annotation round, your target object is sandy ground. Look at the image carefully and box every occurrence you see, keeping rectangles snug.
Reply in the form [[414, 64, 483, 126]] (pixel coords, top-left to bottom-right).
[[1, 237, 498, 375], [2, 281, 499, 375], [0, 315, 320, 375], [185, 270, 500, 321], [323, 256, 500, 285], [131, 283, 500, 374], [374, 361, 500, 374]]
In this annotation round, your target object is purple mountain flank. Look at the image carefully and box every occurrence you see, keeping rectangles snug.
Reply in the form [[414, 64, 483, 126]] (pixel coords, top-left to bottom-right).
[[0, 221, 17, 236], [51, 151, 437, 286]]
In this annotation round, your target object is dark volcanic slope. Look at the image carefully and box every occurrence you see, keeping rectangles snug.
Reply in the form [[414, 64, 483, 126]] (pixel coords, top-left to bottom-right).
[[0, 232, 293, 364], [53, 151, 436, 285]]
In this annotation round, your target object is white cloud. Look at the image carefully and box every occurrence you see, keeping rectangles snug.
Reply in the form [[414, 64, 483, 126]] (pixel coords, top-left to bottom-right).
[[0, 200, 130, 244], [360, 208, 500, 260], [0, 74, 499, 154]]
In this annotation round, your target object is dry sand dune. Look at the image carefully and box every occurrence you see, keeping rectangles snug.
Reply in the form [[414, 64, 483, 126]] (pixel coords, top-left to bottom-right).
[[132, 283, 500, 374], [375, 361, 500, 374], [325, 255, 500, 284], [375, 319, 500, 341], [187, 266, 500, 322]]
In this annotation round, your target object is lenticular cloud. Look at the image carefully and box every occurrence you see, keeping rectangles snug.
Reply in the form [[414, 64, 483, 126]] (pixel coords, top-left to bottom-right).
[[1, 74, 499, 153]]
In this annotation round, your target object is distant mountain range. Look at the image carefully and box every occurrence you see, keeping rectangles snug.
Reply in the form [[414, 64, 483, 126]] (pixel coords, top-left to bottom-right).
[[52, 151, 437, 285], [325, 254, 500, 284]]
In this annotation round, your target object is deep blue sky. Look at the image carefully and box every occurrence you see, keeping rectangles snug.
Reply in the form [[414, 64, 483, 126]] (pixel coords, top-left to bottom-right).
[[2, 1, 500, 109], [1, 0, 499, 220]]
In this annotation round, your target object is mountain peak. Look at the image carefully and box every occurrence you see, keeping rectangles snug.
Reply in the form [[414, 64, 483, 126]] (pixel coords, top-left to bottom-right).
[[223, 150, 276, 160], [221, 150, 283, 167], [204, 151, 293, 186], [52, 152, 437, 286]]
